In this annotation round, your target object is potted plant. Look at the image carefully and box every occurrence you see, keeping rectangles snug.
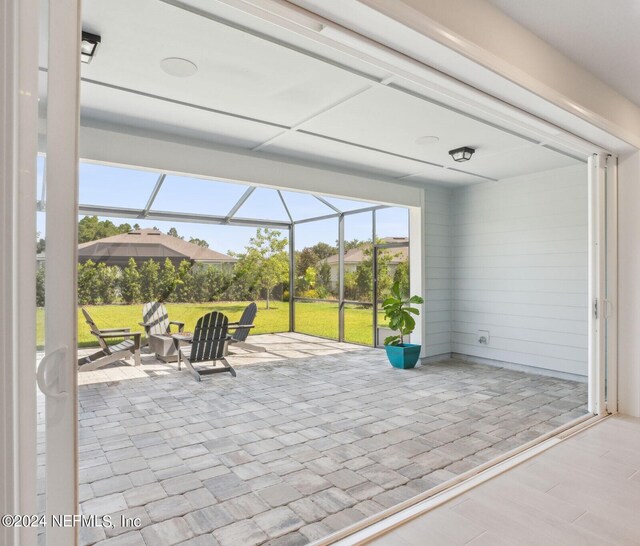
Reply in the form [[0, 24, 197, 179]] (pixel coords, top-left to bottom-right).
[[381, 282, 424, 369]]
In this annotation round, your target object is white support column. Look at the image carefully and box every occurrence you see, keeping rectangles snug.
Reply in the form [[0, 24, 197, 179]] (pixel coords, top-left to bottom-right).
[[0, 0, 39, 545], [409, 202, 424, 352]]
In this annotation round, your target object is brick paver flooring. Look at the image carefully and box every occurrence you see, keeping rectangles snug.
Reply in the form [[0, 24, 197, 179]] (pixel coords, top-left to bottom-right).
[[52, 334, 587, 545]]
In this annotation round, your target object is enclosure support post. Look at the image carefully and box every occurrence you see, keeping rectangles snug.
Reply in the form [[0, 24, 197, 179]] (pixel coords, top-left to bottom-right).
[[372, 210, 378, 347], [338, 214, 345, 342], [289, 224, 295, 332]]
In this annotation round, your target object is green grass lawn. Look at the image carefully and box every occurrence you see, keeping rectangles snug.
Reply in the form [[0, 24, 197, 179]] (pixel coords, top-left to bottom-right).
[[36, 301, 386, 348]]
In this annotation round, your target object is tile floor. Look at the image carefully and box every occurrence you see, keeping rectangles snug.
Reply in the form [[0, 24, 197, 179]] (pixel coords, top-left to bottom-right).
[[368, 415, 640, 546], [38, 333, 588, 546]]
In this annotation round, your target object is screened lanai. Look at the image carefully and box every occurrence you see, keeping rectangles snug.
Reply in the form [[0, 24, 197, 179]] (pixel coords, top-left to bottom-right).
[[37, 158, 411, 347]]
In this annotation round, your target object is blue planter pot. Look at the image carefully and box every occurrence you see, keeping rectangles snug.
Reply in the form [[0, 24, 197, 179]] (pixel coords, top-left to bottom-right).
[[384, 343, 422, 369]]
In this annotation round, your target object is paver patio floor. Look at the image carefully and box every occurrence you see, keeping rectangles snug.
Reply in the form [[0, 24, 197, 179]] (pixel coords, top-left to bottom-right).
[[52, 333, 587, 545]]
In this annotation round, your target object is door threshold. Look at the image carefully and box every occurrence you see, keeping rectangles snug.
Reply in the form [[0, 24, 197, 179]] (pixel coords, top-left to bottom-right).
[[312, 412, 606, 545]]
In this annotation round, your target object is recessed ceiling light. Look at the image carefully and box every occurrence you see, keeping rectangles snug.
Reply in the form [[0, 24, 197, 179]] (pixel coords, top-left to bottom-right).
[[415, 136, 440, 146], [160, 57, 198, 77]]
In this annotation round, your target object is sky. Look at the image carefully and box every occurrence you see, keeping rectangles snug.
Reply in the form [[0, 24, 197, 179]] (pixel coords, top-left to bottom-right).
[[36, 159, 409, 254]]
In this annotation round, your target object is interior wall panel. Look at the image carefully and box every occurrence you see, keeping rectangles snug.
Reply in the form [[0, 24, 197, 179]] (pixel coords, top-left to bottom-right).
[[451, 164, 589, 376], [423, 184, 453, 357]]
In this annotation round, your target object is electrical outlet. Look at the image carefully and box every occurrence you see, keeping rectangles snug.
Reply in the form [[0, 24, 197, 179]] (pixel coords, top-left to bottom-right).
[[478, 330, 490, 345]]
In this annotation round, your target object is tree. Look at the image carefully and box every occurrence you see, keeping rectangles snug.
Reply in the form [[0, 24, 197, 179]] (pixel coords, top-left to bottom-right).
[[393, 259, 410, 299], [206, 267, 232, 301], [158, 258, 178, 302], [316, 261, 332, 298], [168, 227, 183, 239], [354, 259, 373, 301], [310, 242, 337, 260], [351, 242, 395, 301], [139, 259, 160, 302], [120, 258, 141, 304], [295, 242, 338, 297], [174, 260, 194, 302], [36, 267, 45, 307], [304, 266, 317, 289], [96, 262, 119, 304], [297, 247, 319, 277], [191, 266, 210, 302], [233, 228, 289, 309], [36, 231, 46, 253], [344, 271, 358, 300], [77, 260, 99, 305], [343, 238, 364, 251], [78, 216, 133, 243], [189, 237, 209, 248]]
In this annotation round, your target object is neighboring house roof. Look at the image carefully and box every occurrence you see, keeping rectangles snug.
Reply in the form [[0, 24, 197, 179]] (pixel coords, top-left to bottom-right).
[[324, 237, 408, 265], [77, 229, 237, 265]]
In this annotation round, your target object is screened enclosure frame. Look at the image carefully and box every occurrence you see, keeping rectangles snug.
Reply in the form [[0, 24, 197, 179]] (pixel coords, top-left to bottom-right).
[[37, 162, 411, 346]]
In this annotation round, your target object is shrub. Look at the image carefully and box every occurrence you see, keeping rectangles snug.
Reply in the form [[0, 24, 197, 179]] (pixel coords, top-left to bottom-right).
[[36, 267, 45, 307], [78, 260, 100, 305], [96, 262, 119, 304], [158, 258, 178, 302], [140, 259, 160, 302], [120, 258, 141, 304], [173, 260, 194, 302], [300, 289, 319, 299], [206, 266, 233, 301]]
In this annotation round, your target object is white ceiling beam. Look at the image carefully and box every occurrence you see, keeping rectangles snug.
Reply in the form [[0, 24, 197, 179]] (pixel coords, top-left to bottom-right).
[[77, 124, 424, 207]]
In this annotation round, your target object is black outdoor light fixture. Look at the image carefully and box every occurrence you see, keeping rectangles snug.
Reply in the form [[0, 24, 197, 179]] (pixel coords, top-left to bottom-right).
[[448, 146, 475, 162], [81, 31, 101, 64]]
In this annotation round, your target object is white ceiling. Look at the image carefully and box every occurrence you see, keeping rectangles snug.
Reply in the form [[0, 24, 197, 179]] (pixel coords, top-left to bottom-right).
[[488, 0, 640, 107], [39, 0, 583, 187]]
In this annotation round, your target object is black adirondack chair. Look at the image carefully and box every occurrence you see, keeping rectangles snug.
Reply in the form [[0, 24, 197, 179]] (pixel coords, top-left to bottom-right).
[[227, 302, 266, 354], [178, 311, 236, 382], [78, 308, 141, 371], [140, 301, 184, 362]]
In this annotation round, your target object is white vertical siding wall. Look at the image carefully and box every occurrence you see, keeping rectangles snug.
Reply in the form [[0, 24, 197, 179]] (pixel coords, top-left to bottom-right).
[[451, 165, 589, 376], [423, 184, 453, 357]]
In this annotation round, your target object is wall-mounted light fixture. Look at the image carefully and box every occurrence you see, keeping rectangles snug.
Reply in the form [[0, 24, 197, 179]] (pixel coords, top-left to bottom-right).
[[81, 31, 101, 64], [448, 146, 475, 162]]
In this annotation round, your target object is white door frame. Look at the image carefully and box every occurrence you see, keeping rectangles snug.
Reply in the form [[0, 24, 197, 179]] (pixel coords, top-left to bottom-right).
[[588, 153, 617, 415], [1, 2, 620, 545], [38, 1, 82, 545], [0, 0, 39, 545], [588, 154, 605, 414], [604, 155, 618, 413]]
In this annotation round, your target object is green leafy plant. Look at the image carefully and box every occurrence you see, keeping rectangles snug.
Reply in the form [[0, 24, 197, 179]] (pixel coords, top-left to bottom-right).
[[382, 282, 424, 346]]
